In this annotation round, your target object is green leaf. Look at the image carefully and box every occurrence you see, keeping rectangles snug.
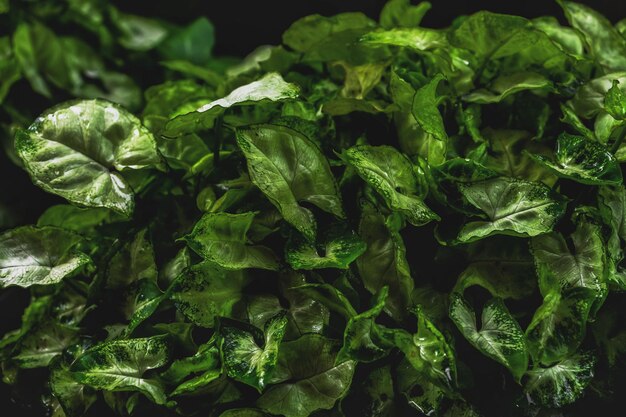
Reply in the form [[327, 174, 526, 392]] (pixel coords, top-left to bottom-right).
[[453, 177, 566, 243], [337, 287, 392, 363], [107, 229, 157, 289], [282, 13, 379, 64], [256, 334, 355, 417], [605, 80, 626, 120], [598, 185, 626, 289], [529, 133, 622, 185], [158, 17, 214, 64], [16, 99, 163, 216], [237, 124, 344, 240], [448, 11, 532, 59], [37, 205, 116, 233], [289, 283, 357, 320], [169, 261, 249, 327], [111, 10, 168, 51], [449, 294, 528, 380], [559, 1, 626, 72], [285, 224, 366, 270], [569, 72, 626, 118], [342, 145, 439, 226], [165, 73, 299, 136], [524, 351, 595, 408], [380, 0, 432, 28], [220, 312, 288, 390], [183, 212, 279, 270], [412, 74, 447, 142], [357, 205, 413, 320], [0, 226, 90, 288], [384, 307, 456, 390], [0, 37, 21, 103], [70, 336, 171, 404], [464, 72, 551, 104], [12, 321, 78, 368], [527, 221, 607, 363], [50, 346, 97, 417], [361, 28, 448, 52], [161, 340, 220, 386]]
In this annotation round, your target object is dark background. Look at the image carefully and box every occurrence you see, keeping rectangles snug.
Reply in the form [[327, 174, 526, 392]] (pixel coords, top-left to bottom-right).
[[1, 0, 625, 415]]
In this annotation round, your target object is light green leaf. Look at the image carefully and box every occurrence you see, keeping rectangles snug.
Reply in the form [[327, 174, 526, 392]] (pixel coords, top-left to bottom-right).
[[357, 205, 413, 320], [524, 351, 595, 408], [449, 294, 528, 380], [455, 177, 566, 243], [343, 145, 439, 226], [559, 1, 626, 72], [220, 312, 288, 390], [529, 133, 622, 185], [384, 307, 456, 390], [70, 336, 171, 404], [161, 340, 220, 386], [0, 226, 90, 288], [165, 73, 299, 136], [37, 205, 116, 233], [256, 335, 355, 417], [158, 17, 214, 64], [412, 74, 447, 141], [604, 79, 626, 120], [361, 28, 448, 51], [337, 287, 392, 363], [464, 72, 551, 104], [183, 212, 279, 270], [237, 124, 344, 240], [285, 224, 366, 270], [16, 100, 163, 216], [569, 72, 626, 118], [169, 261, 249, 327], [289, 283, 357, 320], [527, 221, 607, 363], [380, 0, 432, 28]]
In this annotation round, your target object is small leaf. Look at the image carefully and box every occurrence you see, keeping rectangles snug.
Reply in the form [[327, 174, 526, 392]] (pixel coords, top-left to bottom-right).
[[524, 351, 595, 408], [529, 133, 622, 185], [70, 336, 170, 404], [256, 334, 355, 417], [454, 177, 566, 243], [343, 145, 439, 226], [237, 124, 344, 240], [184, 212, 279, 270], [220, 312, 288, 390], [464, 72, 551, 104], [0, 226, 90, 288], [449, 294, 528, 380], [412, 74, 447, 141], [285, 224, 366, 270], [169, 261, 249, 327], [605, 80, 626, 120], [165, 73, 300, 136]]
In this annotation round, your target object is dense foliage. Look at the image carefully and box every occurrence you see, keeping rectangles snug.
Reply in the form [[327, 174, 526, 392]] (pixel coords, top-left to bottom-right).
[[1, 1, 625, 416]]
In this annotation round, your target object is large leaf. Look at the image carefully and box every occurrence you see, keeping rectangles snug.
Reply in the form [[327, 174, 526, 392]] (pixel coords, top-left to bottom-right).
[[256, 335, 355, 417], [342, 145, 439, 226], [559, 1, 626, 72], [464, 72, 551, 104], [0, 226, 90, 288], [169, 261, 249, 327], [454, 177, 566, 243], [237, 124, 344, 240], [70, 336, 170, 404], [357, 205, 413, 320], [529, 133, 622, 185], [165, 73, 299, 136], [183, 212, 279, 270], [527, 221, 607, 363], [16, 100, 163, 216], [449, 294, 528, 380], [524, 351, 595, 408], [220, 312, 288, 390]]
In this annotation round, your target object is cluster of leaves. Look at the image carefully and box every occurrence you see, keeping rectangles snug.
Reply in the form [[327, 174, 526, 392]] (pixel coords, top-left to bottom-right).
[[1, 0, 626, 416]]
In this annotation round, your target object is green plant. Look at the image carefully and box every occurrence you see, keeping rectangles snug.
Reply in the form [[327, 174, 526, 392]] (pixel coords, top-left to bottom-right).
[[1, 1, 625, 416]]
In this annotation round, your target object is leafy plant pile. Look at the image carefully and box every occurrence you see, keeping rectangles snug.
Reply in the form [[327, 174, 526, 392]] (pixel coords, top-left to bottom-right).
[[2, 0, 626, 416]]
